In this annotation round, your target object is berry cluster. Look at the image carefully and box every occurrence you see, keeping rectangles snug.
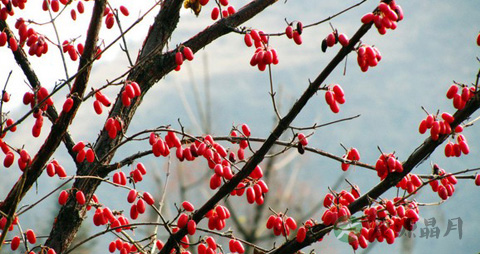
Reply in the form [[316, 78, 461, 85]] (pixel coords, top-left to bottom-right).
[[321, 30, 349, 52], [245, 29, 279, 71], [374, 153, 403, 180], [210, 0, 236, 20], [205, 204, 230, 231], [361, 1, 403, 35], [350, 199, 419, 250], [128, 162, 147, 183], [429, 164, 457, 200], [62, 40, 82, 61], [23, 87, 54, 137], [0, 214, 18, 232], [446, 84, 476, 110], [108, 238, 141, 254], [127, 189, 155, 220], [356, 44, 382, 72], [93, 90, 112, 114], [322, 190, 355, 226], [121, 81, 142, 107], [285, 22, 303, 45], [13, 18, 48, 57], [46, 159, 67, 177], [197, 236, 219, 254], [175, 46, 194, 71], [266, 213, 297, 236], [341, 147, 360, 171], [324, 84, 345, 113], [418, 113, 455, 140], [105, 117, 123, 139], [72, 141, 95, 163], [445, 134, 470, 157], [396, 173, 422, 194]]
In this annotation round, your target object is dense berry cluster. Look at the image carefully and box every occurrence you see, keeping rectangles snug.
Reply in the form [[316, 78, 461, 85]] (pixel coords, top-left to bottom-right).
[[356, 44, 382, 72], [361, 1, 403, 35], [418, 113, 455, 141], [374, 153, 403, 180], [322, 190, 356, 226], [245, 29, 279, 71], [351, 198, 419, 250]]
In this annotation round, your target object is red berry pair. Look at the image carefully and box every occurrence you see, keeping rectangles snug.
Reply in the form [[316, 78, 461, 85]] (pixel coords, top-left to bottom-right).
[[174, 46, 194, 71], [46, 159, 67, 177], [93, 90, 112, 114], [341, 147, 360, 171], [285, 21, 303, 45], [321, 31, 349, 52]]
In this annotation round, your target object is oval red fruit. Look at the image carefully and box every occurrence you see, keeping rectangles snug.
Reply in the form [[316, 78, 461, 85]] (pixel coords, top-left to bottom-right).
[[59, 190, 69, 205], [187, 219, 196, 235], [76, 190, 86, 205], [26, 229, 36, 244], [143, 192, 155, 205], [119, 6, 129, 16]]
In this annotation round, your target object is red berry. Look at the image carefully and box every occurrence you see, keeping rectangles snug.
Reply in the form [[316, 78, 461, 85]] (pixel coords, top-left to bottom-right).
[[361, 13, 375, 23], [183, 46, 194, 61], [187, 219, 196, 235], [119, 6, 129, 16], [241, 124, 251, 137], [182, 201, 195, 212], [475, 174, 480, 186], [127, 189, 137, 203], [76, 190, 86, 205], [26, 229, 36, 244], [292, 31, 302, 45], [136, 198, 146, 214], [0, 32, 7, 46], [143, 192, 155, 205], [106, 14, 115, 29], [9, 37, 18, 51], [178, 213, 189, 228], [211, 7, 219, 20], [11, 236, 20, 250], [77, 1, 84, 13], [59, 190, 69, 205], [338, 33, 349, 46]]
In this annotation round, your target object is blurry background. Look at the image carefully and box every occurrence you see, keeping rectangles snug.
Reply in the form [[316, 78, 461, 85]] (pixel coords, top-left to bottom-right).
[[0, 0, 479, 253]]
